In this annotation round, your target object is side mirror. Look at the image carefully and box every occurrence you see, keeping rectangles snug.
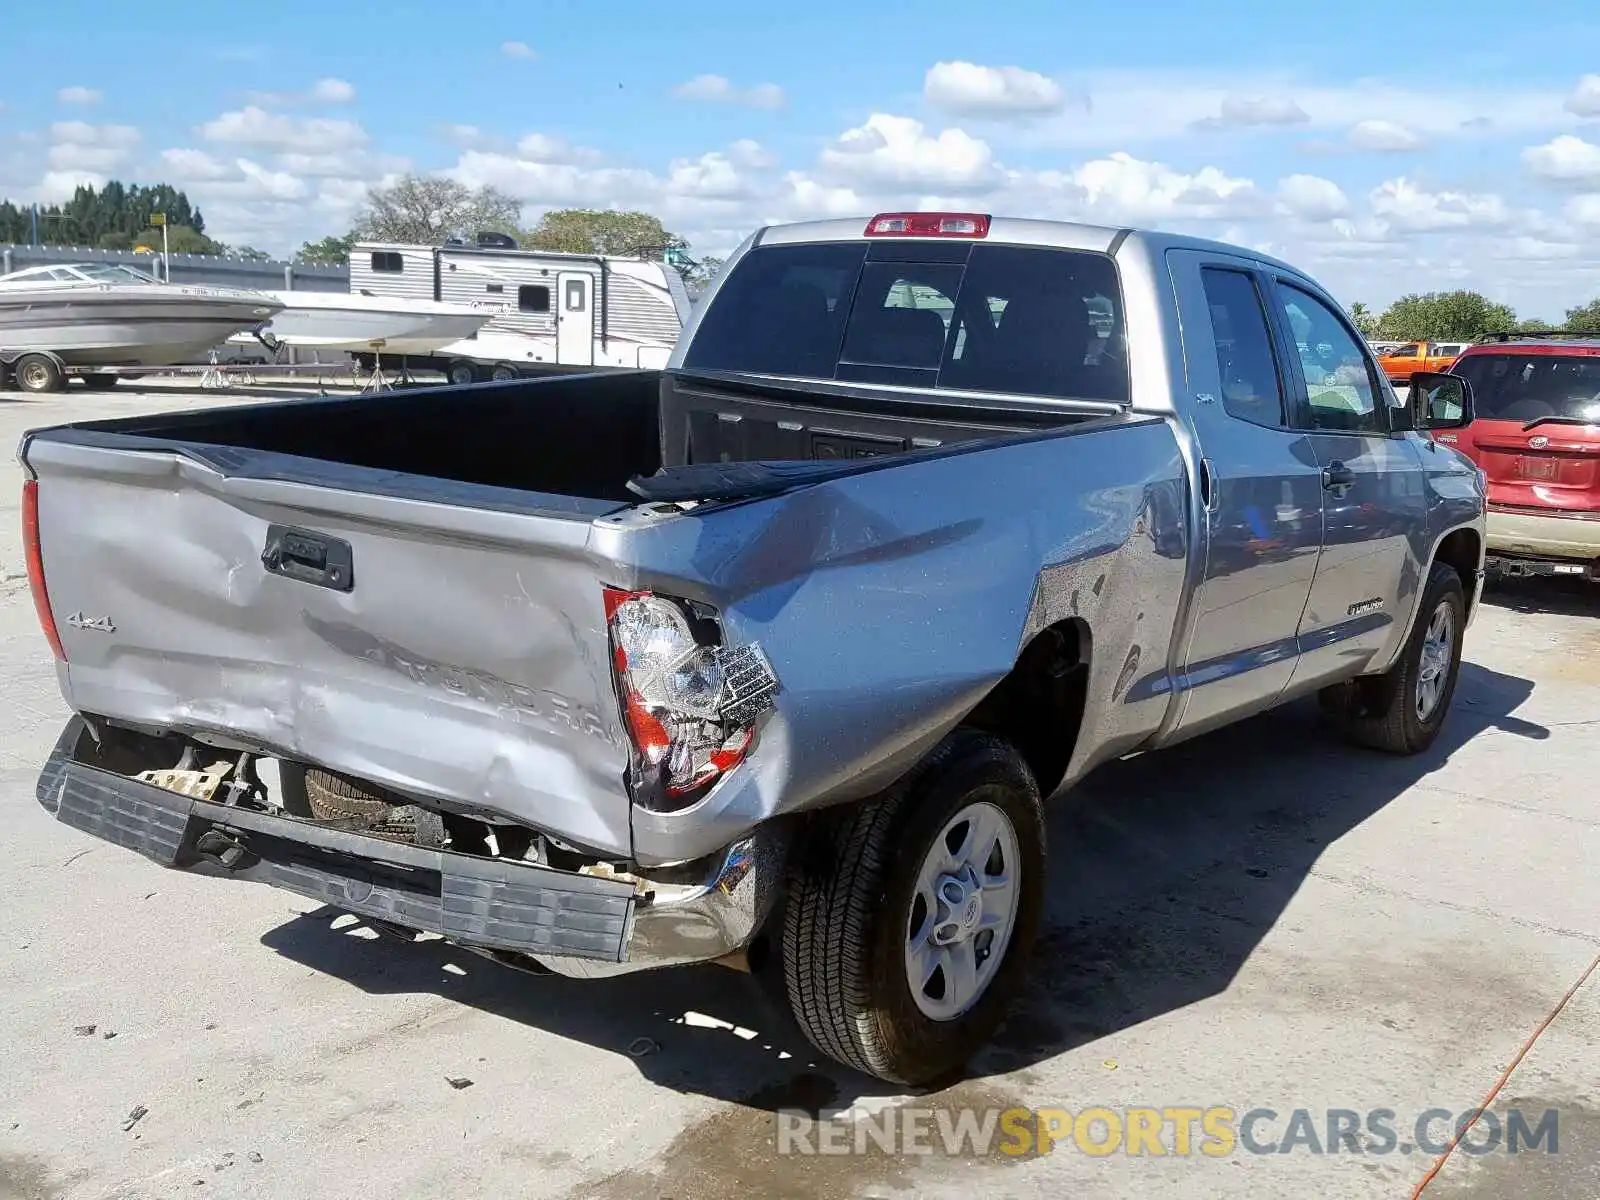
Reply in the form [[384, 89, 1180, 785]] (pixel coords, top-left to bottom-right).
[[1406, 371, 1474, 431]]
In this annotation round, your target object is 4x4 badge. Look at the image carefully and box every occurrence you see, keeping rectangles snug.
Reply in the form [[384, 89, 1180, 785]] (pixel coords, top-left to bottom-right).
[[65, 612, 115, 633]]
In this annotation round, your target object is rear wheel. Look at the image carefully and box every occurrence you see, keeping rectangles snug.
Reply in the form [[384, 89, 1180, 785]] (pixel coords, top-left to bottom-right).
[[489, 364, 517, 382], [1319, 559, 1466, 754], [781, 730, 1045, 1086], [14, 353, 65, 394], [446, 360, 479, 386]]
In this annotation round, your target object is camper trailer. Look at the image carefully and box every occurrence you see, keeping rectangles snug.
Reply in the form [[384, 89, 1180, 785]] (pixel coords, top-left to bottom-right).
[[347, 233, 691, 383]]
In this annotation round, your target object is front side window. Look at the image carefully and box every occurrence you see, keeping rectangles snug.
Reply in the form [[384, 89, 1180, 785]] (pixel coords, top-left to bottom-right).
[[370, 251, 403, 273], [518, 284, 549, 312], [1277, 283, 1383, 433], [1199, 267, 1285, 426], [681, 241, 1128, 403]]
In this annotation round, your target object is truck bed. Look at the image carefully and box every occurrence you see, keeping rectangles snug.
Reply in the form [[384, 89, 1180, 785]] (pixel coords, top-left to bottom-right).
[[36, 369, 1088, 508]]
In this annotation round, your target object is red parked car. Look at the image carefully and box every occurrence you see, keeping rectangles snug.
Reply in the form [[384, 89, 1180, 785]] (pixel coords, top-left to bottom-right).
[[1439, 332, 1600, 581]]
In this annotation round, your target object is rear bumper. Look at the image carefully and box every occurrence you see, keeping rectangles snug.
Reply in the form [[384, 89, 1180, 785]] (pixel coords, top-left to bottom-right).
[[1486, 508, 1600, 573], [35, 718, 786, 975]]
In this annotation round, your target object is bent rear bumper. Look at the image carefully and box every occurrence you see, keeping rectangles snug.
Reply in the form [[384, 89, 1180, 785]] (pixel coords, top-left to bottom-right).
[[35, 718, 785, 974]]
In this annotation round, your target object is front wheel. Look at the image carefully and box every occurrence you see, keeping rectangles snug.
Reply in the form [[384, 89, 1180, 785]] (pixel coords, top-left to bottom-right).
[[781, 730, 1045, 1086], [81, 373, 119, 391], [1319, 559, 1466, 754]]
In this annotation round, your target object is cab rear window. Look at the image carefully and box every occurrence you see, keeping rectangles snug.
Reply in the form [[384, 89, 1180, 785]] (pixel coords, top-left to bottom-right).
[[682, 242, 1129, 404], [1452, 353, 1600, 423]]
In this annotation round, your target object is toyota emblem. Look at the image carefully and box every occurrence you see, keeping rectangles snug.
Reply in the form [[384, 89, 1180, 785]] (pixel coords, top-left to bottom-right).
[[1529, 435, 1549, 449]]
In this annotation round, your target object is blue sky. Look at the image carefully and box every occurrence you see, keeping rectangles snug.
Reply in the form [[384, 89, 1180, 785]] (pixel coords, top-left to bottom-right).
[[4, 0, 1600, 316]]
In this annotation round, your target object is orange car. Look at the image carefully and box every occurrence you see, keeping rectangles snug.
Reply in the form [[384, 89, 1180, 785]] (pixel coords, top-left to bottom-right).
[[1376, 340, 1470, 383]]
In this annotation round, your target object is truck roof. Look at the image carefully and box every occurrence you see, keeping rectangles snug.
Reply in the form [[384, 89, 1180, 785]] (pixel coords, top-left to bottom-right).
[[749, 214, 1309, 278]]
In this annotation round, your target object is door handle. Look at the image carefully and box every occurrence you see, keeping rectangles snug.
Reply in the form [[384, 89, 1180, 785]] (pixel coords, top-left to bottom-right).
[[1321, 461, 1356, 492], [262, 524, 354, 592]]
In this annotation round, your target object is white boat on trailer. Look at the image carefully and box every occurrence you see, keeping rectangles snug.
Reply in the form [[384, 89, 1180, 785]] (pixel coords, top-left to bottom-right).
[[0, 262, 281, 392], [245, 289, 492, 356]]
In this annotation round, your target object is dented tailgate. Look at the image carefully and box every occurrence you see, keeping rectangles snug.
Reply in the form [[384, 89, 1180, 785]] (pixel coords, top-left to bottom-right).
[[22, 433, 637, 857]]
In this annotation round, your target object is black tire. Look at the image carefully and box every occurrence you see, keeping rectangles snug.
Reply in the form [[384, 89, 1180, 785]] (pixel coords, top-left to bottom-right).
[[1319, 559, 1466, 755], [489, 364, 517, 382], [14, 353, 65, 394], [81, 373, 119, 391], [446, 360, 478, 386], [780, 730, 1045, 1086]]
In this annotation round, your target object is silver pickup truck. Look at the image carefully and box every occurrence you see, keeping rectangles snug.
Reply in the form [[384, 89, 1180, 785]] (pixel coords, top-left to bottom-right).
[[22, 212, 1486, 1085]]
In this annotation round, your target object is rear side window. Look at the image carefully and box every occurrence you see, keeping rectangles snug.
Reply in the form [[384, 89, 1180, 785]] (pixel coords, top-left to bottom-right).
[[1452, 353, 1600, 423], [682, 242, 1128, 403], [1199, 268, 1285, 426]]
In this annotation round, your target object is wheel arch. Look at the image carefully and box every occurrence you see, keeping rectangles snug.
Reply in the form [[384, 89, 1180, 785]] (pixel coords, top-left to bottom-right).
[[959, 616, 1092, 801]]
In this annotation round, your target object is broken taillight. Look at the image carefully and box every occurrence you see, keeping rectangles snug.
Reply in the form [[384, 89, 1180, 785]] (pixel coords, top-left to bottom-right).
[[603, 587, 778, 807], [22, 480, 66, 661]]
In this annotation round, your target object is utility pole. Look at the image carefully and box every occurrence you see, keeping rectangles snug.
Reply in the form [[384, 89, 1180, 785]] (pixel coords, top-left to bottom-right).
[[150, 212, 169, 281]]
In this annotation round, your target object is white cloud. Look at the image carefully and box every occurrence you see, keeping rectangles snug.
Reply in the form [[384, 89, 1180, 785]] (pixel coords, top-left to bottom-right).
[[514, 133, 603, 165], [199, 106, 367, 152], [35, 170, 108, 203], [1060, 152, 1259, 221], [1014, 71, 1563, 150], [57, 86, 102, 106], [818, 114, 995, 190], [310, 78, 356, 104], [1565, 194, 1600, 225], [1368, 177, 1508, 231], [46, 122, 140, 173], [234, 159, 309, 200], [727, 139, 776, 169], [160, 147, 233, 180], [244, 78, 357, 107], [1523, 135, 1600, 185], [501, 41, 536, 60], [670, 75, 786, 110], [1348, 120, 1425, 152], [1277, 173, 1350, 220], [923, 61, 1065, 118], [1565, 74, 1600, 118], [1194, 95, 1309, 130]]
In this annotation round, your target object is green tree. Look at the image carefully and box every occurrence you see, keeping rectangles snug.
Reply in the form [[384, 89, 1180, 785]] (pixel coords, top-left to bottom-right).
[[1347, 301, 1380, 339], [1378, 291, 1518, 341], [295, 234, 356, 265], [0, 180, 218, 251], [127, 225, 219, 254], [1516, 317, 1552, 332], [522, 209, 680, 257], [1566, 299, 1600, 333], [230, 245, 271, 261], [354, 174, 521, 244]]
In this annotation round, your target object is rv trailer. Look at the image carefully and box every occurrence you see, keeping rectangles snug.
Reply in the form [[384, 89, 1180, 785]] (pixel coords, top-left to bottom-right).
[[347, 233, 691, 383]]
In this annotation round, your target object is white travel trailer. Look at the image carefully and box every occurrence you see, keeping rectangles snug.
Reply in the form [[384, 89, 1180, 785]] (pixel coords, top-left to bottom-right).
[[347, 234, 691, 383]]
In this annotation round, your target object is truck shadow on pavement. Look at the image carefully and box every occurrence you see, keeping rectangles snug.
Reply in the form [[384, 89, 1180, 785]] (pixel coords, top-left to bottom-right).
[[260, 661, 1542, 1120]]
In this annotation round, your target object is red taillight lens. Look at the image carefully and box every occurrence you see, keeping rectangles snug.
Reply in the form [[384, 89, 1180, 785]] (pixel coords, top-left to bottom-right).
[[602, 586, 778, 806], [864, 212, 991, 238], [22, 480, 66, 662]]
